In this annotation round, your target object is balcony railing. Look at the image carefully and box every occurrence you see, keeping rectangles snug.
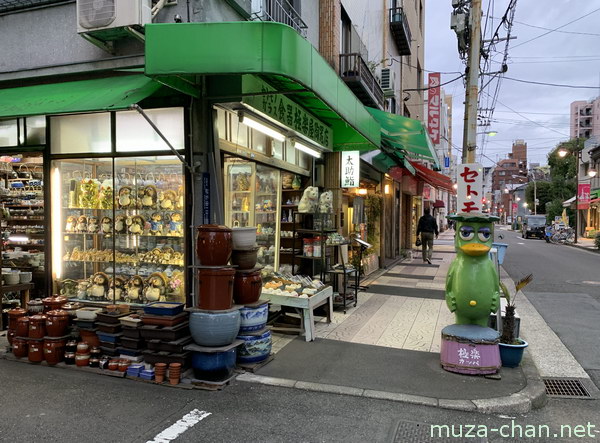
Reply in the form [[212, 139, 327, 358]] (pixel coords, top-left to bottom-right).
[[339, 53, 385, 109], [251, 0, 308, 38], [389, 7, 412, 55]]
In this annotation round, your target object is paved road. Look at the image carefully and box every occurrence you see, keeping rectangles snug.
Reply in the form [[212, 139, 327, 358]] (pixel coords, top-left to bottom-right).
[[0, 358, 599, 443], [498, 227, 600, 388]]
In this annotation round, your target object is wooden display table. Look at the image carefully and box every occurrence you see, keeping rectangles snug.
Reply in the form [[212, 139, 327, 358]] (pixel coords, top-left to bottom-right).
[[0, 283, 33, 330], [261, 286, 333, 342]]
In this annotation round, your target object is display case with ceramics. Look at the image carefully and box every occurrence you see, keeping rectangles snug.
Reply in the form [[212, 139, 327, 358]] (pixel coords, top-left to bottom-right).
[[52, 156, 186, 306]]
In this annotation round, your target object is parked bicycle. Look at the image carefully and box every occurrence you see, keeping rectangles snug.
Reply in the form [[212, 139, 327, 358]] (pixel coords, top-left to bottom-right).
[[550, 226, 575, 244]]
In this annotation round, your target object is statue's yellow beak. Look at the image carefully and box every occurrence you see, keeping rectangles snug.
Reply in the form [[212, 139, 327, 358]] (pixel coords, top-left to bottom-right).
[[460, 243, 491, 256]]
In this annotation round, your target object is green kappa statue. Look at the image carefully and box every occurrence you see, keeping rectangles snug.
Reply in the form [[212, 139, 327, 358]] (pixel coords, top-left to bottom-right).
[[445, 213, 501, 327]]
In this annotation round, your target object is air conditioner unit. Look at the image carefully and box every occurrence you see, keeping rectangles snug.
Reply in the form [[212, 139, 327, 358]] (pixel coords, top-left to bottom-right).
[[380, 68, 396, 97], [77, 0, 152, 36]]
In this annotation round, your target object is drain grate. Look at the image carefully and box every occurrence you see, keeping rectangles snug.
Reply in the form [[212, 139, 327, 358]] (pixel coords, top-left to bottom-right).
[[391, 420, 487, 443], [543, 378, 591, 398]]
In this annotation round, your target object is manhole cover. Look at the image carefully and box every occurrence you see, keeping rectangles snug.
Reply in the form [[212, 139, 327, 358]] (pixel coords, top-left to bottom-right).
[[391, 420, 487, 442], [543, 378, 591, 398]]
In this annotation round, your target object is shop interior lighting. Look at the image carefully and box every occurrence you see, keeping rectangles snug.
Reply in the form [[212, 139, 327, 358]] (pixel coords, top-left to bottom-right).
[[8, 235, 28, 242], [384, 184, 391, 195], [239, 113, 286, 142], [292, 139, 322, 158], [51, 167, 62, 280], [357, 188, 368, 195], [588, 168, 597, 177]]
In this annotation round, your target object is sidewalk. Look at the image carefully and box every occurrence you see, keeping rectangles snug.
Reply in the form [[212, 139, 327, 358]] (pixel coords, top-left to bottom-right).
[[239, 230, 595, 414]]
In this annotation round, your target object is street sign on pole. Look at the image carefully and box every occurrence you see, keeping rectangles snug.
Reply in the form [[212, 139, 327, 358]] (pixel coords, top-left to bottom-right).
[[456, 163, 484, 213]]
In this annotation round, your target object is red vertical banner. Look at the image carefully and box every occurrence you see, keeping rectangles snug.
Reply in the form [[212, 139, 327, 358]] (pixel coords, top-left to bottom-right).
[[578, 183, 591, 209], [427, 73, 441, 144]]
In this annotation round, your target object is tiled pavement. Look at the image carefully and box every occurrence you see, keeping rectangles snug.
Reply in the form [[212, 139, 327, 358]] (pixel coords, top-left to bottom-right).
[[271, 231, 458, 355]]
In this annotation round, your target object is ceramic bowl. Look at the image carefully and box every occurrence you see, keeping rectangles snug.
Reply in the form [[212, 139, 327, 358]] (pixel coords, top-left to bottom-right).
[[76, 307, 103, 320], [230, 248, 259, 270], [237, 330, 272, 363], [4, 272, 20, 285], [231, 227, 257, 250], [19, 272, 32, 283], [191, 348, 237, 381], [189, 308, 241, 347], [238, 303, 269, 333]]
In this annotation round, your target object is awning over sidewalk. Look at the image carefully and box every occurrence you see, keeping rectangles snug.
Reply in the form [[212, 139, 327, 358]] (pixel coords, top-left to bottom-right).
[[433, 199, 445, 208], [562, 196, 575, 207], [409, 161, 454, 192], [365, 106, 440, 169], [144, 22, 381, 152], [0, 75, 162, 118], [371, 150, 416, 175]]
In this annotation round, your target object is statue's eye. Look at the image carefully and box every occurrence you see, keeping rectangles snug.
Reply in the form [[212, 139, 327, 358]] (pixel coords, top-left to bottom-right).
[[459, 226, 474, 241], [478, 227, 491, 242]]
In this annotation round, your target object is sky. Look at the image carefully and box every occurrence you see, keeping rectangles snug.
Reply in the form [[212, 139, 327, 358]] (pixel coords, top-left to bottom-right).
[[425, 1, 600, 168]]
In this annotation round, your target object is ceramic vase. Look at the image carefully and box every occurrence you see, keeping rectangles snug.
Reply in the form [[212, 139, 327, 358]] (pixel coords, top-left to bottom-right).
[[189, 309, 241, 347], [238, 303, 269, 332], [237, 330, 272, 363], [196, 224, 232, 266]]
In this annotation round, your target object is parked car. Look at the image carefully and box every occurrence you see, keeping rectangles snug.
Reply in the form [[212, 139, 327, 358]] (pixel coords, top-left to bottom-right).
[[522, 215, 547, 239]]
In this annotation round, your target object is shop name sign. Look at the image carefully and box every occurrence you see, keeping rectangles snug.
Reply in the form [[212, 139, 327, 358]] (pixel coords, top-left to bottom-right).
[[341, 151, 360, 188], [456, 163, 483, 213], [578, 183, 591, 209], [242, 77, 333, 150], [427, 72, 441, 145]]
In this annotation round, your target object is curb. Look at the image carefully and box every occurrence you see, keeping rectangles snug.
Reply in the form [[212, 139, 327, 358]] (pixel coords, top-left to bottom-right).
[[236, 354, 547, 415], [564, 242, 599, 254]]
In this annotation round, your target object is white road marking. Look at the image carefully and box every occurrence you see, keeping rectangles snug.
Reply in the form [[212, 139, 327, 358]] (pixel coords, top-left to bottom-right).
[[517, 242, 525, 245], [147, 409, 211, 443]]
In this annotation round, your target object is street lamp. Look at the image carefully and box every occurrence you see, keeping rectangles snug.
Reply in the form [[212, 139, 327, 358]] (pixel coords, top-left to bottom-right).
[[477, 130, 498, 136]]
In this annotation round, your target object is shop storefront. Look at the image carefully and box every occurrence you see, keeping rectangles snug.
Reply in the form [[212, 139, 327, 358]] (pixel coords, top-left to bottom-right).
[[0, 76, 191, 308]]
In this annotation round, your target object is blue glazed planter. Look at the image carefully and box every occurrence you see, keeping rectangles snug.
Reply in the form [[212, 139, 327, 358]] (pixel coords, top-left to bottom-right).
[[237, 330, 272, 363], [189, 309, 241, 347], [239, 303, 269, 333], [191, 349, 237, 381], [499, 339, 528, 368]]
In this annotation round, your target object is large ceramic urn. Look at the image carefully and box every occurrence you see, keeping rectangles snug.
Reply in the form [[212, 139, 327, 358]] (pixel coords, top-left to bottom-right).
[[28, 315, 47, 339], [42, 295, 68, 313], [233, 269, 262, 305], [44, 338, 67, 365], [197, 267, 235, 310], [7, 308, 27, 330], [196, 225, 232, 266], [46, 310, 70, 337]]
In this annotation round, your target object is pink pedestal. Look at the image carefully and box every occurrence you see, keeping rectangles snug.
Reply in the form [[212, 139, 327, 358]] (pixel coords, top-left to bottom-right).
[[440, 325, 501, 375]]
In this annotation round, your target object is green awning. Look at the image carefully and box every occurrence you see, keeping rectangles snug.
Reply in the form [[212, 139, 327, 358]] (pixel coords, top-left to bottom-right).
[[372, 150, 416, 175], [0, 75, 162, 119], [366, 107, 440, 168], [144, 22, 381, 151]]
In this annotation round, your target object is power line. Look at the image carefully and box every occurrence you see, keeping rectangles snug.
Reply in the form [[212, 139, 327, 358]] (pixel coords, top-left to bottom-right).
[[404, 74, 465, 92], [496, 76, 600, 89], [507, 58, 600, 64], [510, 6, 600, 50], [511, 18, 600, 37]]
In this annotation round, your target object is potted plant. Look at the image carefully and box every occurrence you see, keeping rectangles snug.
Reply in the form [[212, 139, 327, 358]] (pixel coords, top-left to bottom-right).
[[594, 232, 600, 250], [499, 274, 533, 367]]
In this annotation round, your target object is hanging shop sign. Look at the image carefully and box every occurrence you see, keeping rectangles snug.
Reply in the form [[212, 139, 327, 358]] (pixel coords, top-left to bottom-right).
[[422, 184, 432, 201], [242, 77, 333, 150], [427, 73, 441, 145], [341, 151, 360, 188], [202, 172, 210, 224], [456, 163, 484, 213], [578, 183, 591, 210]]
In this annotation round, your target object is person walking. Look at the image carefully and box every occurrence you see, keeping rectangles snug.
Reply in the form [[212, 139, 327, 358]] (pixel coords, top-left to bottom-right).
[[416, 208, 438, 264]]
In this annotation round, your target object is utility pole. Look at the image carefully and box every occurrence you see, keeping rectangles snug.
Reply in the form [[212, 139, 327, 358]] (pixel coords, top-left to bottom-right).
[[461, 0, 483, 164]]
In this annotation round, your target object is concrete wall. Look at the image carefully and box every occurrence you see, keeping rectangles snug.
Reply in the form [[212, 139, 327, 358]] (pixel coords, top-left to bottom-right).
[[0, 0, 245, 83], [301, 1, 320, 49]]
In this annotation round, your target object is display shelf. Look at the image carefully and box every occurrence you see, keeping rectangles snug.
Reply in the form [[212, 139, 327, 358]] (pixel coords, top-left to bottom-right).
[[255, 211, 276, 214], [4, 204, 44, 208], [281, 189, 302, 192], [281, 205, 298, 208], [3, 218, 45, 222], [327, 268, 357, 275], [296, 228, 338, 234]]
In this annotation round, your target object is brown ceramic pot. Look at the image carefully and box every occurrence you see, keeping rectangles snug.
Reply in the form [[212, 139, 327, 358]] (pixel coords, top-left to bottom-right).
[[43, 338, 66, 365], [76, 342, 90, 354], [7, 329, 16, 346], [118, 360, 130, 372], [7, 308, 27, 330], [197, 267, 235, 310], [233, 268, 263, 305], [28, 339, 44, 363], [28, 314, 47, 339], [79, 329, 100, 348], [46, 310, 70, 337], [12, 337, 28, 358], [108, 359, 119, 371], [27, 299, 44, 315], [16, 316, 30, 337], [64, 352, 76, 365], [61, 302, 83, 318], [230, 248, 259, 270], [196, 225, 232, 266], [42, 295, 68, 313], [75, 353, 90, 367]]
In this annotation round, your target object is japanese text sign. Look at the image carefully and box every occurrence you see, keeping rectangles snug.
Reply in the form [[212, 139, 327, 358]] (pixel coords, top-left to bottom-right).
[[578, 183, 591, 209], [427, 73, 441, 144], [341, 151, 360, 188], [457, 163, 483, 214], [457, 346, 481, 366]]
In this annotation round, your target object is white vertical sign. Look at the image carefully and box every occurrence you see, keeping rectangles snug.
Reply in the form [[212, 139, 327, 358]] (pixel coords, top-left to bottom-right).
[[341, 151, 360, 188], [456, 163, 484, 214]]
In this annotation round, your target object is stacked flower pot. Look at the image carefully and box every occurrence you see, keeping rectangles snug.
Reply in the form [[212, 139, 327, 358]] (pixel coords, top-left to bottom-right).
[[139, 302, 191, 378], [185, 225, 271, 382]]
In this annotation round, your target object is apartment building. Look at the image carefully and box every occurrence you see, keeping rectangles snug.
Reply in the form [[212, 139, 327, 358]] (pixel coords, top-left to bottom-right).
[[570, 98, 600, 140]]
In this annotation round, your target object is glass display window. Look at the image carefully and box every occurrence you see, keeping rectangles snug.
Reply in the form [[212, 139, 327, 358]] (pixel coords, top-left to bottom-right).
[[50, 113, 111, 154], [52, 155, 186, 305], [0, 120, 18, 147], [116, 107, 184, 152]]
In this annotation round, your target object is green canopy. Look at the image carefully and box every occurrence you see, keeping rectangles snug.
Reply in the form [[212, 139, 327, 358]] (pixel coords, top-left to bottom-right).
[[372, 150, 416, 175], [0, 75, 161, 119], [144, 22, 381, 151], [366, 106, 440, 168]]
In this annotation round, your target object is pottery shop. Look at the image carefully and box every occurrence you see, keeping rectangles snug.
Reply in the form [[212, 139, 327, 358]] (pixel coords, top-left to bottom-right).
[[0, 75, 193, 311]]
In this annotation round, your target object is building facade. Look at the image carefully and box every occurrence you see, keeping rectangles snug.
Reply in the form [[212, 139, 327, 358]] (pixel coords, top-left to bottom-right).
[[570, 98, 600, 140]]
